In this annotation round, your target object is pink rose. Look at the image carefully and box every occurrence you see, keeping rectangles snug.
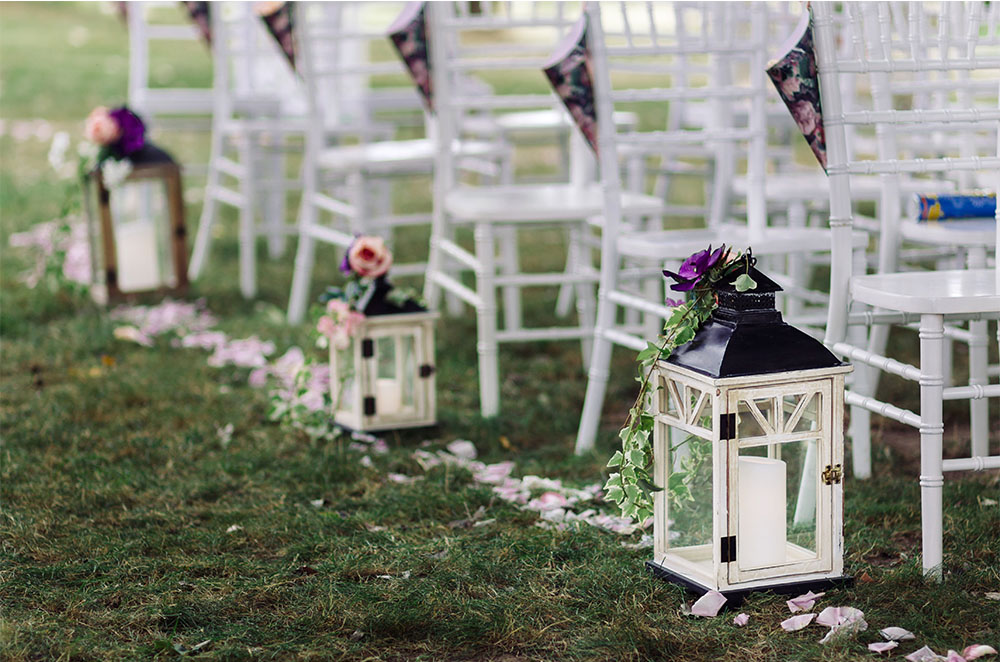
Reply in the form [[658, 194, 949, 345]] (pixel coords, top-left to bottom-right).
[[347, 236, 392, 278], [316, 315, 337, 339], [790, 100, 818, 135], [85, 107, 121, 146]]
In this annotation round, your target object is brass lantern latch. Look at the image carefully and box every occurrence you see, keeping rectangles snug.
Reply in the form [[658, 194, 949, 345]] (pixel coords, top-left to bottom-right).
[[822, 464, 843, 485]]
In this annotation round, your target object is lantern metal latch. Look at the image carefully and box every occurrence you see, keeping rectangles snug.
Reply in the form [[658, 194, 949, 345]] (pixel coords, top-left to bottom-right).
[[364, 396, 376, 416], [720, 535, 736, 563], [361, 339, 374, 358], [419, 364, 435, 378], [822, 464, 843, 485], [719, 413, 736, 441]]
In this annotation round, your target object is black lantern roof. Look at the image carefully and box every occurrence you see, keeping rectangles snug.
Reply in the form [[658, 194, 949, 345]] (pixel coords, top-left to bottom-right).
[[357, 276, 428, 316], [128, 143, 176, 166], [666, 267, 843, 379]]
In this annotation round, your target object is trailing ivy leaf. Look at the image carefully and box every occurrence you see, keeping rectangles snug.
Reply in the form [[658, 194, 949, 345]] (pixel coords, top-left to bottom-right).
[[675, 326, 696, 345], [636, 341, 660, 363], [605, 486, 624, 503], [605, 473, 622, 489], [607, 451, 624, 468], [637, 477, 664, 493], [627, 449, 645, 466], [734, 273, 757, 292]]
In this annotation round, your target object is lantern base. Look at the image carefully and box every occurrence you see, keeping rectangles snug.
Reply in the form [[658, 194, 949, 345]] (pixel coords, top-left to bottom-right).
[[645, 560, 853, 608]]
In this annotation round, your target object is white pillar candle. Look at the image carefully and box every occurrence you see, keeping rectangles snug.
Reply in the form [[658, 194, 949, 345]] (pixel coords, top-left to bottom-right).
[[738, 456, 787, 568], [115, 220, 161, 292], [376, 378, 401, 414]]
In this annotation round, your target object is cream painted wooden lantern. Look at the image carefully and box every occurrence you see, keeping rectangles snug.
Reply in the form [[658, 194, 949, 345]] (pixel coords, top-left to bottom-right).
[[83, 144, 189, 304], [329, 287, 438, 432], [648, 269, 852, 600]]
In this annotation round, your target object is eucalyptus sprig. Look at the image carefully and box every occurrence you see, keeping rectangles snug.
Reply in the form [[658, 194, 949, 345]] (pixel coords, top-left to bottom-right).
[[604, 245, 756, 522]]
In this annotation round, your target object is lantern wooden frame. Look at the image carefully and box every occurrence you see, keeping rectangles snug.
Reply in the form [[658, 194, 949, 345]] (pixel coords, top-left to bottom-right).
[[648, 360, 854, 600], [84, 145, 189, 303], [329, 310, 438, 432]]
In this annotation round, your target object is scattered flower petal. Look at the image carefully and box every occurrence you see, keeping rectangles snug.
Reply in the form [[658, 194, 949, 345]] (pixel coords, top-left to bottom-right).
[[690, 590, 727, 618], [816, 606, 865, 627], [733, 613, 749, 627], [445, 439, 477, 460], [869, 642, 899, 654], [787, 590, 825, 613], [781, 613, 815, 631], [907, 646, 944, 662], [621, 534, 653, 550], [881, 627, 916, 641], [963, 645, 998, 660], [226, 524, 243, 533], [360, 455, 373, 468], [946, 651, 967, 662], [387, 473, 422, 485], [985, 592, 1000, 601], [113, 325, 153, 347]]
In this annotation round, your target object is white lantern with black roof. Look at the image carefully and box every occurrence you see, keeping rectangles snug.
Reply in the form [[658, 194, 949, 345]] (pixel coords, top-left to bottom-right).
[[647, 267, 852, 601]]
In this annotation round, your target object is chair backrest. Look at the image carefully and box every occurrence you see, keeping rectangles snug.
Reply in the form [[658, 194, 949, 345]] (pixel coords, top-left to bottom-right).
[[586, 1, 770, 237], [296, 1, 425, 141], [128, 1, 214, 124], [426, 1, 580, 190], [812, 0, 1000, 342]]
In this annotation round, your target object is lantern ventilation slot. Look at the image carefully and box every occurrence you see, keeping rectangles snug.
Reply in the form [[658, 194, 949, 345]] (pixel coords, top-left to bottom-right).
[[822, 464, 843, 485], [419, 364, 435, 378], [364, 396, 376, 416], [361, 339, 374, 358], [720, 535, 737, 563], [719, 413, 736, 441]]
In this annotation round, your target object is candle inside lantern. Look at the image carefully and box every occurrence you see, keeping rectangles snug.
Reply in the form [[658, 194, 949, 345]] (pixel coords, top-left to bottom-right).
[[376, 378, 401, 414], [115, 220, 161, 292], [738, 456, 787, 568]]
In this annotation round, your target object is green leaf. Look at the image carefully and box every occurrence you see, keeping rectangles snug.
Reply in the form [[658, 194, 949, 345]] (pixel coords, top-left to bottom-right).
[[735, 273, 757, 292], [674, 326, 695, 345], [607, 451, 624, 468], [636, 341, 660, 363], [637, 477, 664, 493], [623, 484, 639, 502], [605, 486, 624, 503], [626, 449, 645, 466], [604, 473, 622, 489]]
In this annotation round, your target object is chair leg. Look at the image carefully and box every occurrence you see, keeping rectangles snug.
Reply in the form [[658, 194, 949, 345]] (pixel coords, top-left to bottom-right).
[[238, 137, 257, 299], [575, 291, 616, 455], [264, 143, 287, 260], [575, 228, 596, 373], [189, 127, 225, 280], [287, 203, 317, 324], [555, 224, 579, 318], [474, 221, 500, 417], [848, 317, 873, 479], [967, 246, 990, 457], [498, 225, 522, 332], [918, 313, 945, 580]]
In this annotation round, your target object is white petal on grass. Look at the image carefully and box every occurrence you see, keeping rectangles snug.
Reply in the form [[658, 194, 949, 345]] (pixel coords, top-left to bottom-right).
[[906, 646, 944, 662], [818, 616, 867, 644], [869, 641, 899, 654], [225, 524, 243, 533], [787, 590, 825, 613], [733, 613, 749, 627], [780, 613, 816, 631], [690, 590, 727, 618], [881, 627, 916, 641], [816, 606, 864, 627], [963, 645, 998, 660], [445, 439, 477, 460], [985, 592, 1000, 601], [946, 651, 967, 662]]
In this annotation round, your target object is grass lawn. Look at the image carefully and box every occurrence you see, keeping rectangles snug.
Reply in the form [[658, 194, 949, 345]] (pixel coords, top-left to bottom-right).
[[1, 3, 998, 661]]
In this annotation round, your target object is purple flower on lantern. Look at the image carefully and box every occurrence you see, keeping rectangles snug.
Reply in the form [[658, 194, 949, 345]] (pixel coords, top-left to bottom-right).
[[108, 106, 146, 156], [340, 237, 355, 274], [662, 244, 725, 291]]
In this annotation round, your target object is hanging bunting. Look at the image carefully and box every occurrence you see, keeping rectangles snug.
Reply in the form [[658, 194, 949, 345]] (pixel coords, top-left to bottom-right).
[[180, 1, 212, 47], [543, 14, 598, 153], [257, 2, 296, 70], [388, 2, 433, 111], [766, 7, 827, 171]]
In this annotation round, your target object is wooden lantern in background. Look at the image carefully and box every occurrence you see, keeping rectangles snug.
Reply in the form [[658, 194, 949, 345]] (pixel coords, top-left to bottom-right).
[[84, 144, 188, 303], [648, 268, 853, 601], [330, 282, 438, 432]]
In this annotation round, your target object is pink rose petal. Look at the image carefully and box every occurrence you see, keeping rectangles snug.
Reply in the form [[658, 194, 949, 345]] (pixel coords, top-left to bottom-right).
[[881, 627, 916, 641], [733, 613, 749, 626], [787, 590, 825, 613], [527, 492, 569, 511], [690, 590, 727, 618], [780, 613, 816, 631], [446, 439, 477, 460], [946, 651, 967, 662], [869, 641, 899, 654], [963, 646, 998, 660], [907, 646, 944, 662], [816, 606, 864, 627]]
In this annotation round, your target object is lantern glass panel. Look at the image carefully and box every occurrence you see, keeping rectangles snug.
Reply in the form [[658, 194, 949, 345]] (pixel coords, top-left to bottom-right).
[[659, 419, 715, 581], [109, 180, 175, 292], [731, 385, 828, 575], [373, 334, 418, 418]]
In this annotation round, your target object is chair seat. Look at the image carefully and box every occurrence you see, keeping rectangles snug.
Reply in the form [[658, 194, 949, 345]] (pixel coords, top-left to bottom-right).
[[463, 109, 638, 140], [445, 184, 663, 222], [851, 269, 999, 314], [318, 139, 497, 173], [900, 218, 996, 247], [616, 224, 868, 260], [732, 172, 956, 203]]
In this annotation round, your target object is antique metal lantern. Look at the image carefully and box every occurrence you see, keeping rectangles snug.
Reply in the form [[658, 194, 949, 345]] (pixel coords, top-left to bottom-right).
[[648, 268, 853, 600], [330, 284, 438, 432], [84, 143, 189, 303]]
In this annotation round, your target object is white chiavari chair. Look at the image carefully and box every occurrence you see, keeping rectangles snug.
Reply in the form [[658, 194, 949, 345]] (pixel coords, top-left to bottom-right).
[[814, 0, 999, 579]]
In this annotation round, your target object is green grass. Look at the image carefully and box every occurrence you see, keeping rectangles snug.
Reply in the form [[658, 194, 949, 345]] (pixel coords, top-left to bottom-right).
[[1, 3, 998, 661]]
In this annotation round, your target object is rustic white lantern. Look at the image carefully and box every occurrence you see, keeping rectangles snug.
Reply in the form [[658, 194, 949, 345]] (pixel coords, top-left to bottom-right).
[[648, 269, 852, 600], [329, 287, 438, 432], [83, 143, 189, 304]]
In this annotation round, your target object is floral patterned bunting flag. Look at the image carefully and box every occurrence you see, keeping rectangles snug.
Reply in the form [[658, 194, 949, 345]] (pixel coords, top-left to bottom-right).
[[181, 1, 212, 47], [766, 7, 826, 171], [257, 2, 296, 70], [544, 14, 598, 153], [388, 2, 433, 111]]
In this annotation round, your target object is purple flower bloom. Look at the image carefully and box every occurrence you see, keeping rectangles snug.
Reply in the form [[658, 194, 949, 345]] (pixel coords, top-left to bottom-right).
[[664, 297, 684, 308], [108, 106, 145, 156], [340, 236, 357, 274], [663, 244, 725, 292]]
